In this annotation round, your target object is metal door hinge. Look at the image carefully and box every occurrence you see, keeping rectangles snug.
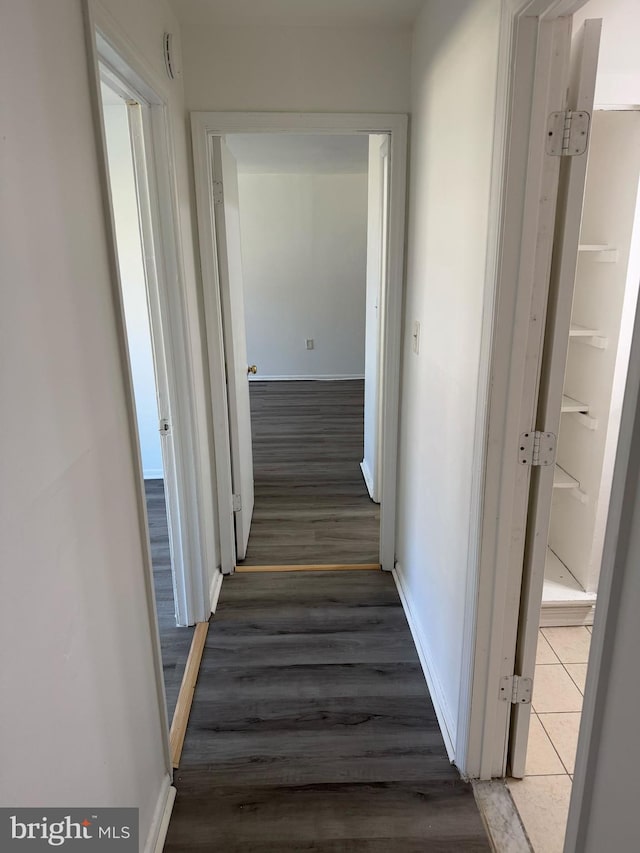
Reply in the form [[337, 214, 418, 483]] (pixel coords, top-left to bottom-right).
[[500, 674, 533, 704], [546, 110, 590, 156], [213, 180, 224, 205], [232, 493, 242, 512], [159, 418, 171, 435], [519, 431, 556, 467]]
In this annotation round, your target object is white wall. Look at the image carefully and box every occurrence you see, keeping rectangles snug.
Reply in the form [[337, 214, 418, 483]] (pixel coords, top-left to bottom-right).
[[563, 8, 640, 843], [394, 0, 502, 756], [565, 290, 640, 851], [181, 25, 412, 112], [574, 0, 640, 105], [103, 100, 164, 479], [237, 171, 368, 379], [0, 0, 171, 843]]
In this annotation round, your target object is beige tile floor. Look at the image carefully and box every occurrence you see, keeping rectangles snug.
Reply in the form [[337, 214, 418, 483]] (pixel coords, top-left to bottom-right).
[[507, 625, 591, 853]]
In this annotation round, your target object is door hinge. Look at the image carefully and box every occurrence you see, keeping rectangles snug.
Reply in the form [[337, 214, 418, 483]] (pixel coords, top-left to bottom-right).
[[519, 431, 556, 467], [546, 110, 590, 156], [159, 418, 171, 435], [213, 180, 224, 205], [500, 674, 533, 705], [232, 493, 242, 512]]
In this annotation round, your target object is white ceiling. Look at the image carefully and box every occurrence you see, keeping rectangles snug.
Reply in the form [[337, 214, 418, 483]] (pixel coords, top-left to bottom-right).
[[226, 133, 369, 174], [169, 0, 423, 28]]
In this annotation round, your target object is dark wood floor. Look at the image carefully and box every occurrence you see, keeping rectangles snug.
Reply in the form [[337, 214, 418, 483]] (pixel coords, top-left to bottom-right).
[[165, 570, 490, 851], [242, 380, 380, 565], [145, 478, 194, 722]]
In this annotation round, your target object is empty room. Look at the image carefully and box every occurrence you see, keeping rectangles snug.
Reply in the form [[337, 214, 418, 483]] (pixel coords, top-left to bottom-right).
[[208, 132, 390, 570]]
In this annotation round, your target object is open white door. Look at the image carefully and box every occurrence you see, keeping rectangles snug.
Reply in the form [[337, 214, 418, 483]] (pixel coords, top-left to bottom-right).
[[211, 136, 255, 561], [125, 102, 185, 619], [509, 19, 602, 777], [362, 135, 390, 503]]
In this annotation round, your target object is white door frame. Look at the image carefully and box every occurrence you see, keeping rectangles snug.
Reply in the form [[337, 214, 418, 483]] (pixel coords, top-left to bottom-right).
[[191, 112, 408, 574], [362, 135, 390, 504], [210, 137, 255, 561], [84, 6, 215, 627], [459, 0, 595, 779], [509, 17, 602, 778]]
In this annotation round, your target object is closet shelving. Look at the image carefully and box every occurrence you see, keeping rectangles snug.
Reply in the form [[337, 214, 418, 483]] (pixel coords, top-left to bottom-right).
[[560, 394, 589, 414], [543, 547, 598, 607], [541, 284, 609, 624], [540, 111, 640, 627], [568, 322, 607, 348], [578, 243, 619, 262]]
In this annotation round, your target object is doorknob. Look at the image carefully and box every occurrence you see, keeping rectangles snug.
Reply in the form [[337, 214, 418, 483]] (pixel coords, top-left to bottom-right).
[[247, 365, 258, 375]]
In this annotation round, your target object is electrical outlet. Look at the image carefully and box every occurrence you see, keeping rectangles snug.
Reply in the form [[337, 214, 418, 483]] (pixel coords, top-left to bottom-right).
[[412, 321, 420, 355], [305, 339, 314, 350]]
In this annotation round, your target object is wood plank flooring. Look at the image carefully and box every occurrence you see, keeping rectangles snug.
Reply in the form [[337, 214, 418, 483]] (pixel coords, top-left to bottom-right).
[[165, 570, 490, 851], [242, 380, 380, 565], [145, 478, 194, 722]]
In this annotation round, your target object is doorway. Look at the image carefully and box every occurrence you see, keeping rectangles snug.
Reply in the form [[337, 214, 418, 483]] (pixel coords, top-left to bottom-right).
[[191, 113, 408, 574], [508, 98, 640, 853], [224, 133, 381, 567], [98, 70, 194, 722], [478, 5, 640, 850]]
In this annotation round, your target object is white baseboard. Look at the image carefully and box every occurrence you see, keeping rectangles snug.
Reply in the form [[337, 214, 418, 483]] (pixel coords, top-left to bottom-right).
[[360, 458, 380, 503], [143, 775, 173, 853], [209, 569, 223, 615], [539, 603, 595, 627], [392, 565, 456, 761], [249, 374, 365, 382], [153, 784, 176, 853], [143, 469, 164, 480]]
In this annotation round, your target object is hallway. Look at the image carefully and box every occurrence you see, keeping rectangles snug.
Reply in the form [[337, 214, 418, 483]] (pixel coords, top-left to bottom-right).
[[242, 380, 380, 566], [165, 569, 489, 851]]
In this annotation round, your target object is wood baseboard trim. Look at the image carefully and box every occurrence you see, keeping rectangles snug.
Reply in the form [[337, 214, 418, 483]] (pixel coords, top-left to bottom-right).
[[169, 621, 209, 768], [249, 374, 365, 382], [235, 563, 382, 573]]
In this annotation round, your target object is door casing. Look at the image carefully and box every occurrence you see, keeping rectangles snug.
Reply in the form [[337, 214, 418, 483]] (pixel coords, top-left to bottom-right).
[[211, 136, 255, 561], [362, 134, 390, 504], [508, 17, 602, 779], [83, 1, 218, 788], [460, 0, 633, 788], [87, 9, 215, 629], [191, 112, 408, 574]]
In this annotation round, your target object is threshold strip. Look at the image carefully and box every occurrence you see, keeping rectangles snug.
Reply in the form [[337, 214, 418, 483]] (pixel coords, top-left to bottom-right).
[[235, 563, 382, 573], [169, 620, 209, 769]]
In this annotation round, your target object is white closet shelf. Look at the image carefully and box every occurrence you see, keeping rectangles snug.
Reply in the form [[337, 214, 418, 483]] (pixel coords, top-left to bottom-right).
[[569, 322, 601, 336], [561, 394, 589, 414], [569, 323, 607, 348], [578, 243, 618, 262], [553, 465, 588, 502], [543, 548, 597, 605], [553, 465, 579, 489]]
